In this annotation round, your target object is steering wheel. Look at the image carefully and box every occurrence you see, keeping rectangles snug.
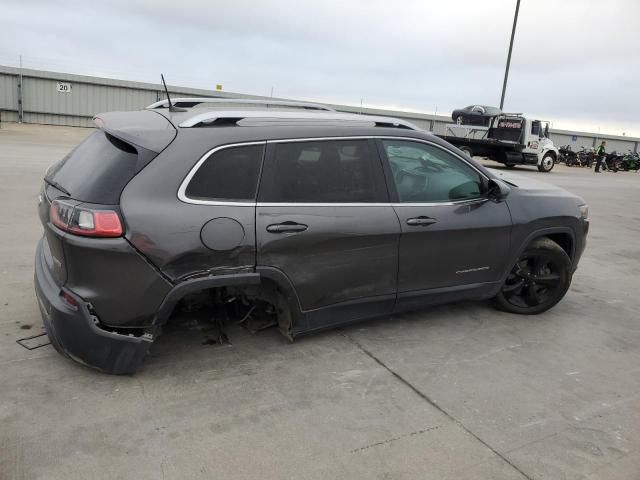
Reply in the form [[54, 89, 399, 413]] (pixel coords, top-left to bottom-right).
[[420, 159, 444, 173], [394, 167, 429, 199]]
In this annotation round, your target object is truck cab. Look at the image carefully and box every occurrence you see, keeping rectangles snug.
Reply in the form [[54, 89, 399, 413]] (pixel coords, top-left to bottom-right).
[[520, 118, 558, 172]]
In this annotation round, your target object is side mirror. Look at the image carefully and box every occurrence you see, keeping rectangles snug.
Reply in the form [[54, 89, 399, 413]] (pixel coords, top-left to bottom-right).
[[487, 178, 511, 202], [544, 123, 549, 137]]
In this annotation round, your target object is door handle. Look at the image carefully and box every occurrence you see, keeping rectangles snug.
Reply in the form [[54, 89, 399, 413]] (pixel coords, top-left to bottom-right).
[[266, 222, 308, 233], [406, 216, 437, 227]]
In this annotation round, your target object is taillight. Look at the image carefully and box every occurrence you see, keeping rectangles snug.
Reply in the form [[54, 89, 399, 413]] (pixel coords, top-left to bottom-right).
[[60, 291, 79, 310], [50, 200, 123, 238]]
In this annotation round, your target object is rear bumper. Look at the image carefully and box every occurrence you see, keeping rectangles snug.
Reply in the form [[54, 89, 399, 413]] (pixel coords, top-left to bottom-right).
[[34, 238, 152, 374]]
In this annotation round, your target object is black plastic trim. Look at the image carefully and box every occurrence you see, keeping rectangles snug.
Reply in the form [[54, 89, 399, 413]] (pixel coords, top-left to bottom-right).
[[502, 226, 578, 282], [152, 272, 261, 325], [396, 281, 501, 313]]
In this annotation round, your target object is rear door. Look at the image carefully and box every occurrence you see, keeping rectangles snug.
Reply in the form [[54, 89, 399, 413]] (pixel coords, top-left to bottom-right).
[[256, 137, 400, 331], [377, 138, 512, 303]]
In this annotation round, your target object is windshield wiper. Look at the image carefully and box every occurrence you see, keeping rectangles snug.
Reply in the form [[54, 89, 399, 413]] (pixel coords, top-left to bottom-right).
[[43, 177, 71, 197]]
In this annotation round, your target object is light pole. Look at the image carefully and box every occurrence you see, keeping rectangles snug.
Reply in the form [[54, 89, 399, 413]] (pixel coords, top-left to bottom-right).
[[499, 0, 521, 110]]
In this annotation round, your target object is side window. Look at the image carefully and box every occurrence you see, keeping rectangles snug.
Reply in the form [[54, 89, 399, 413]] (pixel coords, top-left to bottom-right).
[[184, 144, 264, 201], [531, 121, 541, 136], [258, 139, 387, 203], [382, 140, 484, 203]]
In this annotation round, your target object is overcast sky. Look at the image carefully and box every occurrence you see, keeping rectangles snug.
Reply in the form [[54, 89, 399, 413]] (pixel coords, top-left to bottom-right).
[[2, 0, 639, 136]]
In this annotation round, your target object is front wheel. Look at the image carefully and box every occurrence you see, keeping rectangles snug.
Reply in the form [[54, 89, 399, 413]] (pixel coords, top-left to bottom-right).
[[538, 153, 555, 172], [494, 238, 572, 315]]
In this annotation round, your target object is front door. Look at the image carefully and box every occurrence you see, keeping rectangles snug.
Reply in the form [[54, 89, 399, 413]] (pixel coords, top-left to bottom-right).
[[256, 138, 400, 332], [377, 138, 512, 307], [523, 119, 545, 157]]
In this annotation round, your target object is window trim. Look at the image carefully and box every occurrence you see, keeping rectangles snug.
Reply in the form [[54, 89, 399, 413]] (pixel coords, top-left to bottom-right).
[[178, 136, 489, 207]]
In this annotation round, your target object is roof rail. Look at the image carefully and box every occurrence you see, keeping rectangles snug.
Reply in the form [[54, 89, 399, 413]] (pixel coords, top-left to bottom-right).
[[146, 97, 335, 112], [177, 110, 420, 130]]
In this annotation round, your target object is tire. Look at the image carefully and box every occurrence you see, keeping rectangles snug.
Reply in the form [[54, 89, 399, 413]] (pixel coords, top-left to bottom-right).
[[459, 146, 473, 158], [538, 153, 555, 172], [494, 237, 572, 315], [505, 163, 516, 169]]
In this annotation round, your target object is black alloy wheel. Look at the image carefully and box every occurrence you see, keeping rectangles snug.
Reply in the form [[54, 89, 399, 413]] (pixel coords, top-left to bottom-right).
[[494, 237, 571, 314]]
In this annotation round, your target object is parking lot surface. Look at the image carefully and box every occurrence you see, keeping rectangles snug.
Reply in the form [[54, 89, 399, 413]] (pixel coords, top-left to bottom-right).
[[1, 123, 640, 480]]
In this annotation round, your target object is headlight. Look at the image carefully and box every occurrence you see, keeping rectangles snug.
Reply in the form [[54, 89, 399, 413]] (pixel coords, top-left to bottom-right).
[[579, 204, 589, 220]]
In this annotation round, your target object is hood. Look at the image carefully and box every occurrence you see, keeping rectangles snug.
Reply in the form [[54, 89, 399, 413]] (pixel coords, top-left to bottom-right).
[[489, 169, 586, 206], [489, 169, 563, 190]]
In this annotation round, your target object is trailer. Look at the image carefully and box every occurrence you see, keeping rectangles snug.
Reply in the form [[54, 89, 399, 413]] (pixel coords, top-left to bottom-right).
[[436, 114, 559, 172]]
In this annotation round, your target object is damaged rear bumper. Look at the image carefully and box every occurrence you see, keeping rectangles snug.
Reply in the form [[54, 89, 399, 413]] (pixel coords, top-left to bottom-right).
[[34, 238, 152, 374]]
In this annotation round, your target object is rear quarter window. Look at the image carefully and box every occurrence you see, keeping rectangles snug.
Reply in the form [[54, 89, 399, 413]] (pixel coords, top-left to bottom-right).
[[184, 144, 264, 202], [46, 130, 146, 204]]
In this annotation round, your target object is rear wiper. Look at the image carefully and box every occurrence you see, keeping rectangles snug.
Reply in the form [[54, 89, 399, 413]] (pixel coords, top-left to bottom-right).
[[43, 177, 71, 197]]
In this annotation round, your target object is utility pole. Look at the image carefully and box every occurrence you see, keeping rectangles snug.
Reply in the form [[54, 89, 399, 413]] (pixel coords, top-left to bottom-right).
[[499, 0, 521, 110], [18, 54, 23, 123]]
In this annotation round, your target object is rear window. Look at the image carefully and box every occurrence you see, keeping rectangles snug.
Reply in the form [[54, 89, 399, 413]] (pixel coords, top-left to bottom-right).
[[184, 144, 264, 201], [46, 130, 143, 204], [491, 118, 523, 142]]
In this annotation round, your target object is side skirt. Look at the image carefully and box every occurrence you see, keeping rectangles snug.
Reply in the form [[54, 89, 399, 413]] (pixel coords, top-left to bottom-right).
[[293, 282, 501, 338], [394, 281, 502, 314], [294, 294, 396, 337]]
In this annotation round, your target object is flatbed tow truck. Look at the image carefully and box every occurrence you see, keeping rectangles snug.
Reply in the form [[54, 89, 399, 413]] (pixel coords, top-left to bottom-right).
[[436, 113, 559, 172]]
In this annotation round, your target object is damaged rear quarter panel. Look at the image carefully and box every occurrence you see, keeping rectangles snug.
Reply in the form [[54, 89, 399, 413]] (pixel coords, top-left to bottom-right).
[[63, 235, 172, 327], [120, 130, 259, 281]]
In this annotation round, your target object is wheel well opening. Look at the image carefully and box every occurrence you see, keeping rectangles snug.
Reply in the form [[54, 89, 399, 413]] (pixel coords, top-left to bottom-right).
[[160, 280, 293, 341], [542, 233, 573, 259]]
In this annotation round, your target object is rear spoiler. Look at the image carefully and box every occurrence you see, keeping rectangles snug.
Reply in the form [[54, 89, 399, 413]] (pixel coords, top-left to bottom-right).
[[93, 110, 177, 154]]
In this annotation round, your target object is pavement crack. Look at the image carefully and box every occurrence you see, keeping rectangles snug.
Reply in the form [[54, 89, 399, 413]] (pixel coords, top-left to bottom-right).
[[350, 426, 441, 454], [343, 333, 534, 480], [160, 455, 168, 480]]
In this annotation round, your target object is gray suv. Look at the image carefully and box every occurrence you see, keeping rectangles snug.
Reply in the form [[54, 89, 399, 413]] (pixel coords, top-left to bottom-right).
[[34, 98, 589, 374]]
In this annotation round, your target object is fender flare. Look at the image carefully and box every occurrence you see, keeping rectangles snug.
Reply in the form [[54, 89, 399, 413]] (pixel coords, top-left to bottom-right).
[[151, 268, 307, 335], [256, 266, 306, 334], [499, 226, 577, 285], [152, 272, 260, 326]]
